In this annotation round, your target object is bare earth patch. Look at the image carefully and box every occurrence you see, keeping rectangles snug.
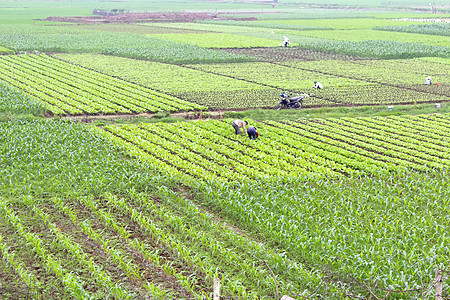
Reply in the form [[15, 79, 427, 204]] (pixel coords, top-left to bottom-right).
[[41, 12, 257, 24]]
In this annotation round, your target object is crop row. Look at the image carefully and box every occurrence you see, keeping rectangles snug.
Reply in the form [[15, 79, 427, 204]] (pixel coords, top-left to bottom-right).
[[0, 54, 205, 115], [151, 33, 279, 48], [221, 47, 361, 62], [0, 198, 91, 299], [101, 121, 343, 184], [100, 116, 450, 186], [314, 85, 448, 105], [272, 120, 447, 171], [186, 61, 448, 106], [198, 162, 450, 296], [0, 233, 41, 298], [187, 61, 373, 90], [0, 81, 45, 115], [295, 38, 449, 59], [54, 53, 268, 93], [52, 52, 448, 110], [54, 53, 283, 109], [0, 30, 250, 64], [285, 58, 448, 83], [177, 89, 334, 109], [0, 189, 321, 299], [293, 28, 450, 47], [0, 46, 13, 54], [283, 58, 449, 97], [374, 24, 450, 37]]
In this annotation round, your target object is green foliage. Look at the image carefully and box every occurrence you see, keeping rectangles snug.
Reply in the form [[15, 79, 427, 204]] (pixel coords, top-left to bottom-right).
[[290, 28, 450, 47], [101, 116, 450, 185], [0, 46, 12, 54], [150, 33, 278, 48], [374, 23, 450, 37], [53, 53, 449, 111], [53, 52, 279, 109], [0, 31, 251, 64], [93, 114, 450, 295], [1, 1, 450, 298], [200, 19, 333, 31], [0, 54, 205, 115], [418, 56, 450, 65], [199, 170, 450, 297], [297, 38, 449, 59], [0, 81, 45, 115], [0, 119, 162, 197], [0, 117, 327, 299], [259, 17, 420, 29], [224, 102, 450, 121]]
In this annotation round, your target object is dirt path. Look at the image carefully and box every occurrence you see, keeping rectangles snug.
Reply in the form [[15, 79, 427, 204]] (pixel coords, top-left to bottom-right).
[[54, 110, 229, 123]]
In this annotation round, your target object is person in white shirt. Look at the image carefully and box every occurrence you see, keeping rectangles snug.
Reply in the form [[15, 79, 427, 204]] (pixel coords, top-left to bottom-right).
[[313, 81, 323, 89], [231, 119, 248, 135], [425, 76, 432, 85], [283, 36, 290, 47]]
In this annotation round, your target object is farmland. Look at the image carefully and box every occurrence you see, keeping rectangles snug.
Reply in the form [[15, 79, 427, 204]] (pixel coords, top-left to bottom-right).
[[0, 54, 205, 115], [100, 117, 450, 183], [1, 0, 450, 299], [55, 53, 448, 110]]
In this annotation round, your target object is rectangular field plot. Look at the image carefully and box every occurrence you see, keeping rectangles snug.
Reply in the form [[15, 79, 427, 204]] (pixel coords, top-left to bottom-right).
[[99, 115, 450, 186], [54, 53, 293, 109], [283, 59, 450, 87], [290, 29, 450, 47], [143, 22, 277, 34], [53, 53, 449, 110], [0, 54, 205, 115], [187, 61, 375, 90], [188, 60, 449, 106], [150, 33, 279, 48]]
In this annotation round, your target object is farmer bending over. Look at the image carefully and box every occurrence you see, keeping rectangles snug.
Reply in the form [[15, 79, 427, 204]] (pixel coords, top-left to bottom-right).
[[231, 119, 248, 135], [313, 81, 323, 89], [247, 126, 259, 140], [283, 36, 290, 47], [425, 76, 432, 85]]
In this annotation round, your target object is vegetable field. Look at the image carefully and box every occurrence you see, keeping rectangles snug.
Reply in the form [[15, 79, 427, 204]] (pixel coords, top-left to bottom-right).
[[56, 53, 449, 110], [150, 33, 280, 48], [0, 81, 45, 115], [1, 120, 324, 299], [1, 1, 450, 299], [0, 54, 205, 115], [2, 116, 450, 299], [100, 116, 450, 185]]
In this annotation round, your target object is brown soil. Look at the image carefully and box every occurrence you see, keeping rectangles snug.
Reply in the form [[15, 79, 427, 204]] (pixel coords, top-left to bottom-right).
[[41, 12, 257, 24]]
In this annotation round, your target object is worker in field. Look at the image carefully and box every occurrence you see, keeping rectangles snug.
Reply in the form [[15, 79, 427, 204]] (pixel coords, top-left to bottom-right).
[[247, 126, 259, 140], [283, 36, 290, 47], [425, 76, 432, 85], [313, 80, 323, 89], [231, 119, 248, 135]]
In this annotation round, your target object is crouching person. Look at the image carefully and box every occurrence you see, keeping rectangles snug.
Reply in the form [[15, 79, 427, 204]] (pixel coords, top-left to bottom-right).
[[247, 126, 259, 140], [231, 119, 248, 135]]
